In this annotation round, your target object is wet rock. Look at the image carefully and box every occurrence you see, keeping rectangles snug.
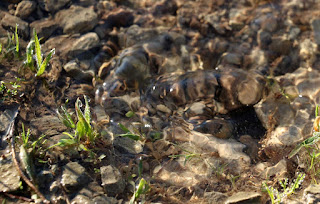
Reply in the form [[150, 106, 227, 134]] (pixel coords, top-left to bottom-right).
[[262, 159, 287, 179], [169, 129, 250, 169], [71, 194, 91, 204], [101, 8, 134, 29], [14, 0, 36, 19], [257, 30, 272, 49], [30, 115, 67, 137], [70, 32, 100, 57], [0, 155, 21, 192], [70, 181, 105, 203], [225, 191, 261, 204], [311, 18, 320, 45], [269, 36, 292, 56], [63, 59, 95, 81], [30, 18, 58, 40], [156, 104, 172, 115], [55, 5, 98, 34], [37, 170, 54, 189], [299, 39, 317, 66], [60, 162, 90, 192], [152, 0, 178, 16], [113, 136, 143, 154], [1, 13, 29, 38], [261, 15, 278, 33], [219, 69, 265, 109], [0, 105, 19, 143], [304, 184, 320, 204], [100, 165, 125, 196], [203, 191, 227, 204], [239, 135, 259, 162], [92, 195, 119, 204], [38, 0, 71, 13], [194, 119, 233, 139], [205, 13, 228, 35], [185, 102, 206, 117], [43, 34, 77, 58], [221, 53, 242, 66]]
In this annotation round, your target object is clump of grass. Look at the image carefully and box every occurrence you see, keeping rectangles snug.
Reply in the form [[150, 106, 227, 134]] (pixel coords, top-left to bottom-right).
[[0, 24, 20, 59], [25, 29, 55, 77], [52, 96, 98, 151], [0, 77, 21, 101], [262, 172, 305, 204], [18, 123, 47, 181]]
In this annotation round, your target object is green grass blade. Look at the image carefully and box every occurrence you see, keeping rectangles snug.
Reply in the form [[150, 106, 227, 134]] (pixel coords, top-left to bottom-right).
[[75, 98, 91, 140], [57, 106, 76, 129], [25, 40, 35, 71], [316, 105, 319, 117], [288, 143, 303, 159], [15, 24, 19, 53], [33, 29, 42, 70], [37, 48, 54, 76], [119, 123, 130, 133], [119, 133, 140, 141], [0, 43, 2, 54], [84, 95, 91, 124]]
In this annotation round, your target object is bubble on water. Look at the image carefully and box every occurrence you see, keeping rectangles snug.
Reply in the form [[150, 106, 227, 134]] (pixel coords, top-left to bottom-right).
[[144, 123, 151, 128]]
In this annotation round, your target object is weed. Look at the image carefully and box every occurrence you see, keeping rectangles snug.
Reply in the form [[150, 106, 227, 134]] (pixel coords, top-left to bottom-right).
[[24, 29, 55, 77], [118, 123, 141, 141], [129, 158, 150, 204], [18, 123, 47, 181], [169, 144, 201, 165], [52, 96, 98, 151], [262, 172, 305, 204], [228, 174, 240, 189], [0, 24, 20, 59], [129, 178, 150, 204], [213, 163, 228, 178], [0, 78, 21, 101]]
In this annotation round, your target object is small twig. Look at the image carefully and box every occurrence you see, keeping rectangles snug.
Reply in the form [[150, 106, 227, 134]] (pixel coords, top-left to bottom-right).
[[2, 192, 33, 202], [8, 122, 50, 203]]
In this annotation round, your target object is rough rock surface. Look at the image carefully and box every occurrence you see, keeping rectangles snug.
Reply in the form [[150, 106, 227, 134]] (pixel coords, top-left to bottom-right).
[[1, 0, 320, 203], [61, 162, 90, 192], [55, 6, 98, 34]]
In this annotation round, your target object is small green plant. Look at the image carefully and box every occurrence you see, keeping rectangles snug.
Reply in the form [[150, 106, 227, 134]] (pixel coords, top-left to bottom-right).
[[213, 163, 228, 178], [262, 173, 305, 204], [18, 123, 47, 181], [118, 123, 141, 141], [0, 24, 19, 59], [25, 29, 55, 77], [52, 96, 98, 151], [129, 178, 150, 204], [0, 78, 21, 101], [129, 158, 150, 204], [228, 174, 240, 189], [169, 144, 201, 165]]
